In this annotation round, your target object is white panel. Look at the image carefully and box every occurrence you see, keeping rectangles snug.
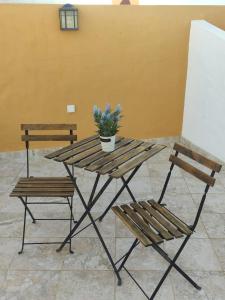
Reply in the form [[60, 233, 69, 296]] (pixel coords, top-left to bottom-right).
[[140, 0, 225, 4], [182, 20, 225, 162]]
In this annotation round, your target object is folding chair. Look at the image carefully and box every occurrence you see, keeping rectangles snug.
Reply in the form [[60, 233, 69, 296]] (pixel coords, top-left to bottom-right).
[[10, 124, 77, 254], [112, 143, 222, 299]]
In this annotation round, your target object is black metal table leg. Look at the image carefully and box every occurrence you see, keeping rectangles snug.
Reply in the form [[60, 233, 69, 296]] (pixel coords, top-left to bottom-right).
[[121, 176, 137, 203], [56, 172, 112, 252], [57, 164, 122, 285], [98, 164, 142, 222]]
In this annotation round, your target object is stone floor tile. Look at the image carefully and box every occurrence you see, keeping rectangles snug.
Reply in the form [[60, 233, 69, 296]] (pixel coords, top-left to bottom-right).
[[0, 213, 24, 238], [211, 239, 225, 271], [115, 190, 153, 205], [148, 162, 182, 178], [116, 238, 167, 271], [0, 238, 20, 270], [201, 213, 225, 238], [171, 270, 225, 300], [0, 269, 7, 298], [78, 175, 117, 194], [116, 270, 174, 300], [4, 270, 60, 300], [0, 160, 24, 178], [62, 237, 115, 270], [161, 193, 197, 214], [192, 193, 225, 214], [184, 175, 225, 194], [56, 270, 115, 300], [120, 162, 150, 178], [151, 177, 189, 196], [0, 177, 18, 193], [146, 147, 172, 163], [74, 211, 115, 238], [165, 238, 221, 271], [73, 191, 122, 213], [117, 176, 152, 194], [26, 217, 71, 239], [0, 192, 22, 214], [9, 239, 65, 271], [116, 217, 134, 238]]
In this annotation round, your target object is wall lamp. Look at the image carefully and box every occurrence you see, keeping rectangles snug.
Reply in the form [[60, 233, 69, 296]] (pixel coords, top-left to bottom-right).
[[59, 4, 78, 31]]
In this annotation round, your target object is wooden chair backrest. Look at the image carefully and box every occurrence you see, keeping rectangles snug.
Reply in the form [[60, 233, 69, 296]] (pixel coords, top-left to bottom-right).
[[21, 124, 77, 177], [21, 124, 77, 146], [169, 143, 222, 187]]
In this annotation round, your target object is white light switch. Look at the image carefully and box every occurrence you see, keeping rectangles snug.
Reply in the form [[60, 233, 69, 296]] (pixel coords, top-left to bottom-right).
[[67, 104, 75, 113]]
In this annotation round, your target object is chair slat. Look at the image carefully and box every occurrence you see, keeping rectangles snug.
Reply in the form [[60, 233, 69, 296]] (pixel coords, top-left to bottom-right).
[[17, 183, 73, 188], [22, 135, 77, 142], [13, 187, 74, 192], [139, 201, 183, 238], [148, 200, 192, 235], [169, 155, 215, 186], [19, 177, 72, 182], [130, 203, 173, 240], [10, 192, 73, 197], [121, 204, 163, 244], [112, 206, 152, 247], [21, 124, 77, 130], [174, 143, 222, 172]]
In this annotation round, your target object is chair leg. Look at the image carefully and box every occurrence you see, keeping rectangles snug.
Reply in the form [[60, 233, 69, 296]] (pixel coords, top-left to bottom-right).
[[117, 238, 139, 272], [68, 196, 74, 254], [19, 196, 36, 223], [150, 237, 201, 299], [152, 239, 201, 291], [117, 235, 201, 300], [18, 197, 28, 254]]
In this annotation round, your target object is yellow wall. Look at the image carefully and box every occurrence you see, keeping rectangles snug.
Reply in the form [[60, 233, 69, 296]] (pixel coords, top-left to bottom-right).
[[1, 4, 225, 151]]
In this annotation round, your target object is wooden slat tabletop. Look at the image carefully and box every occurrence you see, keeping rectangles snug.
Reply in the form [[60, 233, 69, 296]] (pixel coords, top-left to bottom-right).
[[45, 135, 166, 178]]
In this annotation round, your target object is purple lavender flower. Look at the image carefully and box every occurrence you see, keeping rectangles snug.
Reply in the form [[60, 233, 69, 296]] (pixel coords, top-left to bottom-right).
[[105, 103, 111, 113]]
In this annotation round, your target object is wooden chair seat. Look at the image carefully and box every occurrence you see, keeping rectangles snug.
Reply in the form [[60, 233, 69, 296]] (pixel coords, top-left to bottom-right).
[[112, 200, 192, 247], [10, 177, 75, 198]]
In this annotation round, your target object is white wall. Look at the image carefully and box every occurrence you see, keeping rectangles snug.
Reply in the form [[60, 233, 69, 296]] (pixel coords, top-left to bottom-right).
[[182, 20, 225, 162]]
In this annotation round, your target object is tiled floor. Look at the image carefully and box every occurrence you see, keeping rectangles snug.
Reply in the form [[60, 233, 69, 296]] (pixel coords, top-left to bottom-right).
[[0, 142, 225, 299]]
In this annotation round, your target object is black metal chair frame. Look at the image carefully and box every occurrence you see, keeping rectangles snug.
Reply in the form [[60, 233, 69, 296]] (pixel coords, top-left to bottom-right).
[[113, 144, 222, 300], [15, 124, 77, 254]]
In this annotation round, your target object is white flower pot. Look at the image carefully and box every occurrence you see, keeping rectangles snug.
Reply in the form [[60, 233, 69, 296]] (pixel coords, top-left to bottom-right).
[[100, 135, 116, 152]]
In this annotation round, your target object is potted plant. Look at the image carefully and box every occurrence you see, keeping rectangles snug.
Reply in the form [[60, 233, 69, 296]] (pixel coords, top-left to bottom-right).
[[93, 104, 122, 152]]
